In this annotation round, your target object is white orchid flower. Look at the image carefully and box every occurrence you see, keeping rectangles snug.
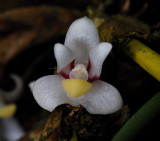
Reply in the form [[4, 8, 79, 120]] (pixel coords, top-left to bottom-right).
[[30, 17, 122, 115], [0, 74, 23, 118], [0, 74, 25, 140]]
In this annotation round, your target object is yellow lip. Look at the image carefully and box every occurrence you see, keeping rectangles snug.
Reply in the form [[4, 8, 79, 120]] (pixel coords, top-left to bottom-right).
[[62, 79, 92, 98], [0, 104, 17, 118]]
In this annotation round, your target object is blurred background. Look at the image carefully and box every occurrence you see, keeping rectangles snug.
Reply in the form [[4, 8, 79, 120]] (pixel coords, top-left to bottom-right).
[[0, 0, 160, 141]]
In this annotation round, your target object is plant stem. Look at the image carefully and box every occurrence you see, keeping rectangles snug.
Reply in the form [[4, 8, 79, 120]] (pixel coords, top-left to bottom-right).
[[111, 91, 160, 141], [126, 39, 160, 81]]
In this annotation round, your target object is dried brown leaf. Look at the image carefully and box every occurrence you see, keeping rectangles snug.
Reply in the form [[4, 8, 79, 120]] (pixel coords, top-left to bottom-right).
[[39, 106, 63, 141]]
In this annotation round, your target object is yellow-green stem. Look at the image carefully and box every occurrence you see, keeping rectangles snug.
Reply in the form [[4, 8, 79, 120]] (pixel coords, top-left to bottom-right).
[[126, 39, 160, 81]]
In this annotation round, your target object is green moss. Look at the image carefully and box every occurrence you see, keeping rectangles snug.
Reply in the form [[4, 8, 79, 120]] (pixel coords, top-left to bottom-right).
[[98, 15, 150, 43], [152, 31, 160, 39], [80, 114, 92, 125], [39, 127, 53, 141], [113, 15, 150, 34]]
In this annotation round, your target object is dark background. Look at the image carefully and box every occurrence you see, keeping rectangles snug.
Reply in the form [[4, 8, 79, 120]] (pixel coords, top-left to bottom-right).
[[0, 0, 160, 140]]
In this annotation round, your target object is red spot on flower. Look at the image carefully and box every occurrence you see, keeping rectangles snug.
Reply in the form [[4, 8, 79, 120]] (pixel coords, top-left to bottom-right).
[[88, 76, 98, 82], [59, 71, 69, 79], [59, 60, 75, 79], [70, 60, 75, 70]]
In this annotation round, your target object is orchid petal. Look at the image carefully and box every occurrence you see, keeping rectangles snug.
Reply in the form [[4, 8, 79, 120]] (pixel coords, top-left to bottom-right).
[[32, 75, 68, 112], [64, 17, 100, 66], [0, 117, 25, 141], [88, 42, 112, 80], [54, 43, 75, 73], [82, 80, 123, 114], [62, 79, 92, 98], [66, 93, 88, 107], [29, 81, 35, 92]]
